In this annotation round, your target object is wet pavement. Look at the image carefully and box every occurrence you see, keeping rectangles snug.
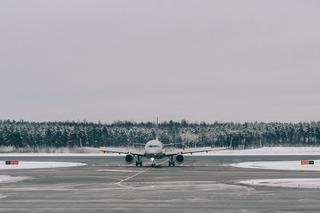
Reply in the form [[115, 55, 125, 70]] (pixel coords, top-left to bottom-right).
[[1, 155, 320, 212]]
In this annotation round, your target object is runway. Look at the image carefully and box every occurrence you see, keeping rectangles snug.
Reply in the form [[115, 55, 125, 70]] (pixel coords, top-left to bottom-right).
[[1, 155, 320, 212]]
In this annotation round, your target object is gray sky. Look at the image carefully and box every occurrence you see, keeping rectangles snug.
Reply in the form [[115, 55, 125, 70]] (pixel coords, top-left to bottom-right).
[[0, 0, 319, 123]]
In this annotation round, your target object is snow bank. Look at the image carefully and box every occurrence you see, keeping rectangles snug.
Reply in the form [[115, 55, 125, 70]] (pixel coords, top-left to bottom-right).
[[0, 153, 112, 157], [192, 147, 320, 156], [0, 175, 29, 183], [240, 178, 320, 189], [0, 175, 30, 200], [230, 160, 320, 171], [0, 161, 87, 170], [1, 147, 320, 157]]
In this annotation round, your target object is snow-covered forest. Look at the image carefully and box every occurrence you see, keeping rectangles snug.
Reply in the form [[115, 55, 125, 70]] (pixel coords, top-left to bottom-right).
[[0, 120, 320, 152]]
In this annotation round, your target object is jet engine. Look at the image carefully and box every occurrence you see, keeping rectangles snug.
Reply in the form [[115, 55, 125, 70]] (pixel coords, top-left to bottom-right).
[[125, 154, 134, 164], [175, 154, 184, 164]]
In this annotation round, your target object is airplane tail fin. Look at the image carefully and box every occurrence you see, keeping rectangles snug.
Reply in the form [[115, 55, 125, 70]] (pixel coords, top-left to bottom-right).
[[79, 138, 83, 147], [156, 116, 159, 140]]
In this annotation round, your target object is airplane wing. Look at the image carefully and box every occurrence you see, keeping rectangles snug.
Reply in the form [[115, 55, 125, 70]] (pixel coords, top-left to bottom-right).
[[164, 147, 227, 156], [162, 142, 182, 147], [97, 147, 145, 156]]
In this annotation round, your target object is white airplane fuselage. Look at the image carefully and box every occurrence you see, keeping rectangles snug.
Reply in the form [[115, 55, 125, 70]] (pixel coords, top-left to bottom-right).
[[98, 117, 212, 167], [144, 139, 164, 159]]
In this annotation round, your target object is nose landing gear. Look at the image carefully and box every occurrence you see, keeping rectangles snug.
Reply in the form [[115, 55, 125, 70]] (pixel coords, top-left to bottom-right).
[[150, 157, 156, 167]]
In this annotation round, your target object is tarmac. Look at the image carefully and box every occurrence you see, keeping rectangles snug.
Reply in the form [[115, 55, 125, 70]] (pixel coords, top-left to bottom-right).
[[1, 155, 320, 213]]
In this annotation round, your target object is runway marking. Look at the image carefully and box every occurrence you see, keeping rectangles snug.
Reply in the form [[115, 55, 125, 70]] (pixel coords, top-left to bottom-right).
[[115, 168, 151, 187], [96, 169, 137, 173], [115, 159, 168, 188]]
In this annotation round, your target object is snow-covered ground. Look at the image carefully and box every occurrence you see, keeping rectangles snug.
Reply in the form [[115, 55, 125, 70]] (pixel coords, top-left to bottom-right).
[[197, 147, 320, 156], [0, 153, 111, 157], [0, 175, 29, 183], [0, 194, 7, 199], [230, 160, 320, 171], [232, 158, 320, 189], [240, 178, 320, 189], [0, 175, 31, 200], [0, 161, 87, 170], [1, 147, 320, 157]]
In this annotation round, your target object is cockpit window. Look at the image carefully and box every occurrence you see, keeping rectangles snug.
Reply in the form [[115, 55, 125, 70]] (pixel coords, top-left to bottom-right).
[[148, 145, 159, 148]]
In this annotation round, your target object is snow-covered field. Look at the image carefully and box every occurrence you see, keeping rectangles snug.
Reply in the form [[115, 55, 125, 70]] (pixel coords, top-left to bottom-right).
[[0, 175, 31, 199], [199, 147, 320, 156], [240, 178, 320, 189], [230, 160, 320, 171], [234, 160, 320, 189], [0, 175, 29, 183], [0, 153, 110, 157], [0, 161, 87, 170], [1, 147, 320, 157]]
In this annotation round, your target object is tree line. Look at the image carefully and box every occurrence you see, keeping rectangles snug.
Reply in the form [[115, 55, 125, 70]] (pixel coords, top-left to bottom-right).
[[0, 120, 320, 151]]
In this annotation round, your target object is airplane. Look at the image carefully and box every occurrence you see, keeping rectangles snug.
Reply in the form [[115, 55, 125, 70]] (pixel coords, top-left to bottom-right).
[[95, 118, 226, 167]]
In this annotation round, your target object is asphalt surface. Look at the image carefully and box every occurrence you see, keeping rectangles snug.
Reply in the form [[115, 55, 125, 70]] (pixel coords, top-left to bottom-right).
[[1, 155, 320, 213]]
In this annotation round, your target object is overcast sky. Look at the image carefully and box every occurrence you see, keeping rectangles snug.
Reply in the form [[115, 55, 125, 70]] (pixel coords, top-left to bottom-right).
[[0, 0, 319, 123]]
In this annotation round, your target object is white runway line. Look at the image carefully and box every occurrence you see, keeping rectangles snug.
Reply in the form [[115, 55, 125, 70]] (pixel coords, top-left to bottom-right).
[[115, 159, 168, 187], [96, 169, 137, 173], [116, 169, 151, 186]]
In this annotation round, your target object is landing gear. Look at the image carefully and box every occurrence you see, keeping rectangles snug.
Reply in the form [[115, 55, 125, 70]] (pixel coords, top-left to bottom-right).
[[168, 156, 175, 167], [168, 161, 175, 167], [136, 156, 142, 167], [136, 161, 142, 167], [150, 157, 156, 167]]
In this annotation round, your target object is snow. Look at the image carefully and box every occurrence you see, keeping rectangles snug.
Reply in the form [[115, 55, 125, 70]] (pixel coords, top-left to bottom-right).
[[0, 175, 30, 200], [0, 194, 7, 199], [0, 161, 87, 170], [0, 153, 119, 157], [1, 147, 320, 157], [193, 147, 320, 156], [0, 175, 30, 183], [230, 160, 320, 171], [240, 178, 320, 189]]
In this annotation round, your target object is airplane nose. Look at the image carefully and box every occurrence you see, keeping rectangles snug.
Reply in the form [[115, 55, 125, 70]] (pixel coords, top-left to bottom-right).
[[146, 148, 160, 154], [147, 149, 156, 154]]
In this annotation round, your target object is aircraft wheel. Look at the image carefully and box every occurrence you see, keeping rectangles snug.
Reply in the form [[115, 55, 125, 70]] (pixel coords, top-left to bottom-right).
[[169, 161, 175, 167]]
